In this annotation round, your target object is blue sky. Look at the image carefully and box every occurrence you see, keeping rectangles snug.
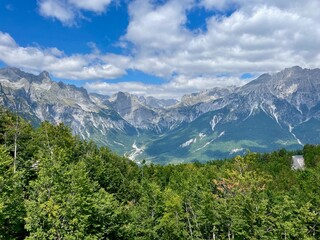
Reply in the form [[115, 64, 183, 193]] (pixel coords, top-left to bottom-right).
[[0, 0, 320, 99], [0, 1, 128, 54]]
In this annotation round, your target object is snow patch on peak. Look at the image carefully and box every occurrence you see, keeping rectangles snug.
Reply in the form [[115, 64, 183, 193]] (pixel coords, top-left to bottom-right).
[[288, 124, 293, 133], [127, 141, 144, 160], [229, 148, 244, 154], [210, 115, 222, 131], [243, 103, 258, 121], [218, 131, 225, 138], [288, 125, 303, 146], [180, 138, 197, 148], [269, 104, 280, 125], [193, 131, 225, 153], [199, 133, 206, 139]]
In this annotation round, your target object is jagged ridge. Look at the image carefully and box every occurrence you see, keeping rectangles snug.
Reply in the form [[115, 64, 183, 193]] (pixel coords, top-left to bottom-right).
[[1, 66, 320, 163]]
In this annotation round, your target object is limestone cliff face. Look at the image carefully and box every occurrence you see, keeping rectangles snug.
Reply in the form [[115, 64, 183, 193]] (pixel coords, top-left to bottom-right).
[[1, 66, 320, 163]]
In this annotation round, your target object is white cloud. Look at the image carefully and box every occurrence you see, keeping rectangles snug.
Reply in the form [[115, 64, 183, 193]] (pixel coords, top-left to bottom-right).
[[38, 0, 112, 25], [201, 0, 320, 14], [84, 74, 244, 99], [123, 0, 320, 79], [0, 32, 125, 80], [6, 0, 320, 99], [68, 0, 111, 12], [200, 0, 237, 11], [0, 32, 17, 47], [38, 0, 75, 25], [125, 0, 192, 52]]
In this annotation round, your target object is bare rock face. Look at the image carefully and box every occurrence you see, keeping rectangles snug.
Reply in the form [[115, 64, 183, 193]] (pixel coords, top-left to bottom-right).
[[0, 67, 137, 151], [1, 66, 320, 163]]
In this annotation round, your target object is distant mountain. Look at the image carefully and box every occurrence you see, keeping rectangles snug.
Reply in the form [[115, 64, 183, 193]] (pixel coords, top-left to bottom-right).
[[142, 66, 320, 163], [138, 95, 178, 109], [0, 67, 137, 154], [180, 87, 235, 106], [1, 66, 320, 163]]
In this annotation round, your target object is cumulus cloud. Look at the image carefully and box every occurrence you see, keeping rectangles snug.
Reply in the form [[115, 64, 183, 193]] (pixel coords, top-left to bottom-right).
[[84, 74, 244, 99], [68, 0, 111, 12], [200, 0, 238, 11], [38, 0, 75, 25], [123, 0, 320, 79], [81, 0, 320, 98], [0, 32, 17, 47], [126, 0, 192, 53], [0, 32, 126, 80], [8, 0, 320, 98], [38, 0, 112, 25]]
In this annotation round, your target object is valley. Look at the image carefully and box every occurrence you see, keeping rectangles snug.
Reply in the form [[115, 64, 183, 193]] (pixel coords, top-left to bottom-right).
[[1, 66, 320, 163]]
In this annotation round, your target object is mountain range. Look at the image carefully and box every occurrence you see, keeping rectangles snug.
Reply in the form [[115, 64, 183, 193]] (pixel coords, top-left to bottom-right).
[[1, 66, 320, 164]]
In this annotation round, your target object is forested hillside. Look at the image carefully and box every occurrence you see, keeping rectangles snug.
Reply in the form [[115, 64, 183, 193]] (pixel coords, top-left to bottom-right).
[[1, 107, 320, 239], [4, 66, 320, 163]]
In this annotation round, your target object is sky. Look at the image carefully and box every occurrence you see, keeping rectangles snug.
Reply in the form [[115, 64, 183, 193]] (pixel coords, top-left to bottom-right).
[[0, 0, 320, 99]]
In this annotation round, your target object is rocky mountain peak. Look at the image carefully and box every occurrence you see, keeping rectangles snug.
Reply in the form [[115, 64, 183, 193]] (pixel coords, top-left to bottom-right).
[[244, 73, 271, 87], [2, 66, 320, 163], [283, 65, 302, 72], [181, 87, 235, 106], [0, 67, 28, 81], [38, 70, 50, 81], [109, 91, 131, 102], [266, 66, 320, 110], [139, 96, 178, 109], [0, 67, 53, 84]]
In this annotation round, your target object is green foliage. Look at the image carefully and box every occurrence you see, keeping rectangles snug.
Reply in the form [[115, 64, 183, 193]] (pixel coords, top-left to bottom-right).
[[1, 107, 320, 239], [0, 145, 26, 239], [24, 148, 125, 239], [303, 144, 320, 167]]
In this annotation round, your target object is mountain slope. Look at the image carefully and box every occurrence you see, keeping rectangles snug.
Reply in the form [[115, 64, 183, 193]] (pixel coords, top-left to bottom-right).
[[142, 66, 320, 162], [1, 66, 320, 163], [0, 67, 138, 155]]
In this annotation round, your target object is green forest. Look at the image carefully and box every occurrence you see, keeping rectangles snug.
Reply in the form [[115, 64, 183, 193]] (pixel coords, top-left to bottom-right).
[[1, 107, 320, 239]]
